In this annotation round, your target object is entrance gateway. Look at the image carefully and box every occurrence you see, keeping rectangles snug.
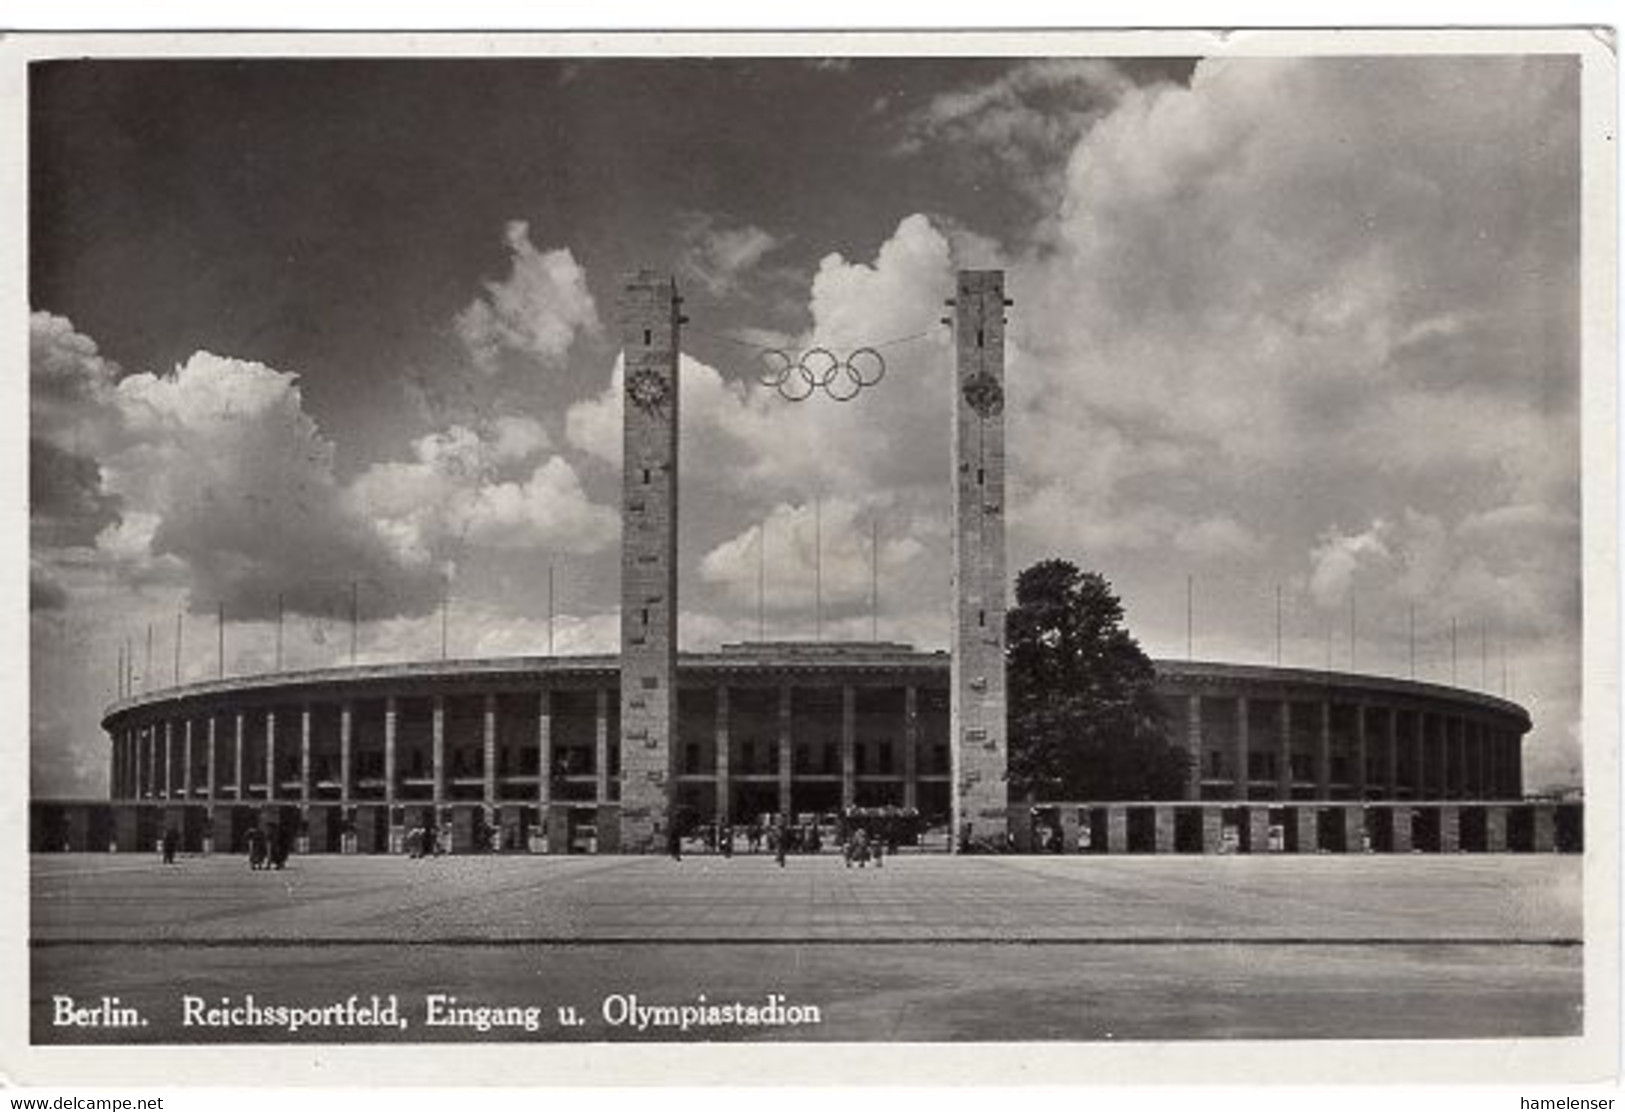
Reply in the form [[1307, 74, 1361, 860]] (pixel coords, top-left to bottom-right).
[[615, 270, 1010, 852]]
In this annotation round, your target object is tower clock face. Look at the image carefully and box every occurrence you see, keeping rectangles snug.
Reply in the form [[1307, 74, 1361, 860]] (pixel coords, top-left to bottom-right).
[[962, 371, 1004, 417], [627, 368, 670, 412]]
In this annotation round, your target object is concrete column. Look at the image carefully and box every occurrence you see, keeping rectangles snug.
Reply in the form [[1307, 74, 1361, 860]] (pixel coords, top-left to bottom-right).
[[1340, 805, 1364, 853], [1511, 732, 1524, 798], [1276, 700, 1292, 800], [594, 688, 609, 804], [431, 695, 446, 805], [1293, 807, 1318, 853], [536, 689, 552, 810], [163, 719, 174, 800], [1415, 712, 1429, 798], [300, 705, 312, 803], [1455, 718, 1468, 799], [1354, 704, 1369, 799], [1234, 695, 1250, 801], [1154, 806, 1176, 853], [339, 702, 353, 805], [1390, 807, 1413, 853], [384, 696, 398, 809], [1485, 805, 1508, 851], [1058, 806, 1081, 852], [265, 710, 277, 801], [902, 685, 919, 811], [1105, 806, 1128, 854], [617, 271, 682, 852], [1200, 806, 1223, 854], [777, 683, 793, 821], [1384, 707, 1399, 797], [715, 686, 731, 825], [206, 717, 217, 802], [233, 713, 244, 800], [483, 692, 498, 808], [1439, 804, 1460, 852], [1446, 717, 1459, 798], [1315, 701, 1331, 799], [949, 268, 1010, 848], [1463, 720, 1475, 797], [1246, 806, 1271, 853], [1185, 693, 1202, 801], [840, 684, 856, 812], [1532, 803, 1556, 852]]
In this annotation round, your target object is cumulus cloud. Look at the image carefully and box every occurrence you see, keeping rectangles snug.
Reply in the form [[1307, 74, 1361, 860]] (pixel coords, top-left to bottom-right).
[[678, 214, 783, 296], [1308, 522, 1395, 606], [1001, 56, 1578, 584], [348, 425, 618, 566], [454, 220, 600, 373], [698, 497, 926, 614], [103, 351, 444, 619], [31, 317, 617, 623], [898, 59, 1137, 199]]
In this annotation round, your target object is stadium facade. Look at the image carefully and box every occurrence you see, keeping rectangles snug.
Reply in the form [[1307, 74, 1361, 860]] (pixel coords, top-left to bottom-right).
[[35, 270, 1574, 855]]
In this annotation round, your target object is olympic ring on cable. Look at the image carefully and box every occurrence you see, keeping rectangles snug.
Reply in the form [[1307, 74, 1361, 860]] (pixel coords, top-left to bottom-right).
[[754, 346, 889, 402]]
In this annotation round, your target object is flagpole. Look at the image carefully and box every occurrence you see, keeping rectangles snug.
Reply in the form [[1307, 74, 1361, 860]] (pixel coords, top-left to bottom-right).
[[814, 495, 823, 643], [1275, 584, 1282, 666], [1186, 574, 1193, 661], [871, 515, 879, 642]]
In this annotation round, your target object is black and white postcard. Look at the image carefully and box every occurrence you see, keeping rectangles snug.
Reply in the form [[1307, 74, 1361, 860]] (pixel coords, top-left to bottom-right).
[[5, 27, 1618, 1087]]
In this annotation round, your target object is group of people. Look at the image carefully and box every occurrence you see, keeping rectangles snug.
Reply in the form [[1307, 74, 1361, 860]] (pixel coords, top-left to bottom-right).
[[246, 825, 291, 870], [842, 827, 883, 868], [664, 817, 897, 869], [404, 823, 443, 858]]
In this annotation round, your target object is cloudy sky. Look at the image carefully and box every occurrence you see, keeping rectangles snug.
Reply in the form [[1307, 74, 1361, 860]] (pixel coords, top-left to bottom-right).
[[29, 52, 1582, 796]]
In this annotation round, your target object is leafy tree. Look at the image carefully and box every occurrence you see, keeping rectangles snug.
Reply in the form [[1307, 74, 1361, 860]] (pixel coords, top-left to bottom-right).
[[1006, 559, 1190, 801]]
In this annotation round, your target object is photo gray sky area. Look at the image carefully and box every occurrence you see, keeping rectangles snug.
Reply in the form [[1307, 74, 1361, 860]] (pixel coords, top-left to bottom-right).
[[29, 53, 1581, 796]]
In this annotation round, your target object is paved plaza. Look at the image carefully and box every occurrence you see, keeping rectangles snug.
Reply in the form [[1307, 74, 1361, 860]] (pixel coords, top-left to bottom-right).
[[31, 853, 1583, 1042]]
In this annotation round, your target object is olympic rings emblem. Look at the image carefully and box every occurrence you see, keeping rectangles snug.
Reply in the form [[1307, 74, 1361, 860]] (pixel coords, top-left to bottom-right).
[[756, 347, 886, 402]]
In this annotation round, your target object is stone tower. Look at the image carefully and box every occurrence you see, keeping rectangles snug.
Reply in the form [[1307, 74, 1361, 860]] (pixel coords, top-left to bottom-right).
[[949, 269, 1009, 849], [618, 271, 682, 852]]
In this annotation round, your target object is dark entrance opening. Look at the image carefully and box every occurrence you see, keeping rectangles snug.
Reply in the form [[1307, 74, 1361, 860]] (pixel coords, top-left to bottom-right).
[[1460, 806, 1488, 852], [1125, 806, 1156, 853], [1174, 807, 1203, 853], [1555, 804, 1583, 852], [1412, 807, 1442, 852]]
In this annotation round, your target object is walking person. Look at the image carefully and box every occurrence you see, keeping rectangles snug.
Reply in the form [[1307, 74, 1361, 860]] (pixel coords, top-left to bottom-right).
[[161, 826, 177, 865]]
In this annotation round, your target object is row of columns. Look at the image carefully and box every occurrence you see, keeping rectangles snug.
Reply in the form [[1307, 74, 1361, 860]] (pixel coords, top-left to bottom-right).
[[1022, 802, 1559, 855], [1182, 694, 1524, 802], [110, 682, 937, 818], [113, 694, 502, 808]]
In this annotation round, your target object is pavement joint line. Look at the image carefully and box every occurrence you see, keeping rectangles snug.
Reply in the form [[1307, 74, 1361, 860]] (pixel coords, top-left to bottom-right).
[[30, 936, 1583, 948]]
